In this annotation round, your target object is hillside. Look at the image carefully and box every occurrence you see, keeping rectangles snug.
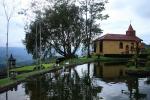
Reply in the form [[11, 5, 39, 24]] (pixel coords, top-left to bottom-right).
[[0, 47, 33, 68]]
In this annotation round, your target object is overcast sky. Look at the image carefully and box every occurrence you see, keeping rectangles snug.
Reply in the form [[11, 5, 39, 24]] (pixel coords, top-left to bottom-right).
[[0, 0, 150, 47]]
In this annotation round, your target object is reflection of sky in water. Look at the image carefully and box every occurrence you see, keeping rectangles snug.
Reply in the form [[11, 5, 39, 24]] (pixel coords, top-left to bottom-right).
[[92, 78, 150, 100], [0, 84, 27, 100], [139, 78, 150, 99], [94, 79, 129, 100], [74, 64, 94, 78]]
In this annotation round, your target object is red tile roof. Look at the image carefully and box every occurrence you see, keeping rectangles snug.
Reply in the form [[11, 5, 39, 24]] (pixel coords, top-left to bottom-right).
[[95, 34, 142, 42]]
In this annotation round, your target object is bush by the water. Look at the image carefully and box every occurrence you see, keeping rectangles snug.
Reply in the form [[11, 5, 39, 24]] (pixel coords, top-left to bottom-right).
[[104, 54, 148, 58], [145, 61, 150, 70], [147, 55, 150, 60], [33, 65, 45, 70], [126, 61, 134, 67]]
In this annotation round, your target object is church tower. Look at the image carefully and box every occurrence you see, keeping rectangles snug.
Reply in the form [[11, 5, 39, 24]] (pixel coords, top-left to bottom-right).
[[126, 24, 136, 37]]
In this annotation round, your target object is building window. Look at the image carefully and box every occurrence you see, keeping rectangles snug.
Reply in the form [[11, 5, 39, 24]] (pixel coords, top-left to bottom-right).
[[119, 42, 123, 49], [94, 42, 96, 52], [131, 46, 134, 51], [99, 41, 103, 52], [131, 43, 134, 52], [126, 45, 129, 54], [131, 43, 134, 47]]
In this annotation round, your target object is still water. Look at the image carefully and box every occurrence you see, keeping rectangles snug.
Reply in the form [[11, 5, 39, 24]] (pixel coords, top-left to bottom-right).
[[0, 62, 150, 100]]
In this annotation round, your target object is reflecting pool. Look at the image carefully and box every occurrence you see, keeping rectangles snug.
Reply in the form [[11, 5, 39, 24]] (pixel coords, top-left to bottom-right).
[[0, 62, 150, 100]]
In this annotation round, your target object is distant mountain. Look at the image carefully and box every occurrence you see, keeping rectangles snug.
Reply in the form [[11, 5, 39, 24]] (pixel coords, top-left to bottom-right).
[[144, 44, 150, 48], [0, 47, 33, 68]]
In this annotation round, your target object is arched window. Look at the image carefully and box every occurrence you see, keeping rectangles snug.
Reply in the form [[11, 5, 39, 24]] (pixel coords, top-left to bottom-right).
[[131, 43, 134, 53], [99, 41, 103, 52], [119, 42, 123, 49], [126, 45, 129, 50], [94, 42, 96, 52], [126, 45, 129, 54]]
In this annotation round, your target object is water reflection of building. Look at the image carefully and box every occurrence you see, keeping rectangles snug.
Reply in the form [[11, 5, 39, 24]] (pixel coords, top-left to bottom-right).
[[94, 62, 126, 78], [94, 62, 147, 99]]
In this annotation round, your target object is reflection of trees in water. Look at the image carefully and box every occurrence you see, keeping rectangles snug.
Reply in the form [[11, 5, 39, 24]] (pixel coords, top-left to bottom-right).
[[24, 67, 102, 100], [145, 77, 150, 85], [124, 77, 147, 100]]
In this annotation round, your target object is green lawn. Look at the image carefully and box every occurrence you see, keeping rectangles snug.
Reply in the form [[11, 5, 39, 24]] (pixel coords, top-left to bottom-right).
[[10, 65, 35, 72], [10, 63, 54, 72], [0, 64, 54, 87], [43, 63, 54, 69]]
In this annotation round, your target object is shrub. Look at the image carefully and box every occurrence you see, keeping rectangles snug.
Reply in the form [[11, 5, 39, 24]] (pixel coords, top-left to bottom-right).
[[74, 54, 78, 58], [104, 54, 148, 58], [104, 54, 133, 58], [145, 61, 150, 70], [145, 60, 150, 71], [138, 54, 148, 59], [56, 57, 66, 64], [126, 61, 134, 67], [147, 55, 150, 60], [33, 65, 44, 70], [95, 54, 101, 59]]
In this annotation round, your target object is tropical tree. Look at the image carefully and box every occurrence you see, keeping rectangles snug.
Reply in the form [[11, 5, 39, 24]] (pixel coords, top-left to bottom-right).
[[80, 0, 109, 57], [24, 0, 85, 59]]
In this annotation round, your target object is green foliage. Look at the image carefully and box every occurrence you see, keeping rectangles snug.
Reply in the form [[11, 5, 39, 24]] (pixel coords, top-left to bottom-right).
[[104, 54, 133, 58], [147, 55, 150, 60], [10, 63, 54, 72], [126, 61, 134, 67], [145, 61, 150, 70], [24, 0, 108, 59], [143, 47, 150, 54], [145, 54, 150, 70], [24, 0, 86, 59], [80, 0, 109, 57], [95, 54, 101, 59]]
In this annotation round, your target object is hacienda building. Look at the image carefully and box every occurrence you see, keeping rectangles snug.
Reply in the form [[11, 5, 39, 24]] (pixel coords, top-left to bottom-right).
[[93, 24, 144, 55]]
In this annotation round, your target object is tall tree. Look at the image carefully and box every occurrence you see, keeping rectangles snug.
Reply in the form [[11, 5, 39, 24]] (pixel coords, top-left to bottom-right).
[[2, 0, 20, 77], [80, 0, 109, 57], [24, 0, 85, 59]]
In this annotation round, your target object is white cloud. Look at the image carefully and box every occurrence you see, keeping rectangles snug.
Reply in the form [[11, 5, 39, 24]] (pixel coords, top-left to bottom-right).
[[0, 0, 30, 47], [0, 0, 150, 47], [101, 0, 150, 44]]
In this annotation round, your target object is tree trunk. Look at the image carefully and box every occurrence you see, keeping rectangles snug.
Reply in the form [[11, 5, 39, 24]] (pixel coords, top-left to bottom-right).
[[64, 53, 75, 59], [87, 41, 91, 58]]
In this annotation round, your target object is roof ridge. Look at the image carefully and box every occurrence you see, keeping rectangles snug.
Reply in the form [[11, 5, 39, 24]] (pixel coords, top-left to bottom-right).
[[105, 33, 126, 35], [96, 33, 142, 42]]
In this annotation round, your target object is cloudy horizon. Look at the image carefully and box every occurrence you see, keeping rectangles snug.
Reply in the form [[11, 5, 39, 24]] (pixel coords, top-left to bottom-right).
[[0, 0, 150, 47]]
